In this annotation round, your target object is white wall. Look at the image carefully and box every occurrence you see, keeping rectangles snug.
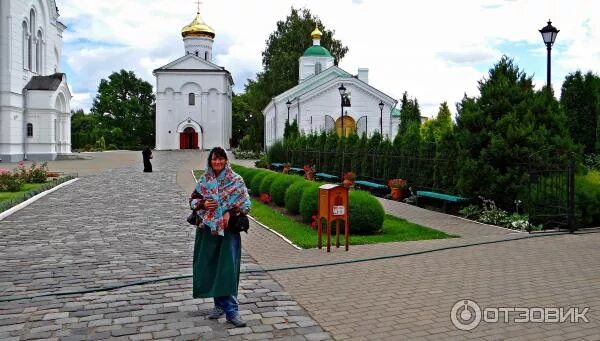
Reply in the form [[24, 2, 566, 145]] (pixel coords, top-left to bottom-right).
[[155, 71, 231, 150], [0, 0, 70, 161], [265, 80, 396, 147]]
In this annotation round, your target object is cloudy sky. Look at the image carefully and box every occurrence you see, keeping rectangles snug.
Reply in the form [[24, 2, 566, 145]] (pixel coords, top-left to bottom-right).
[[58, 0, 600, 116]]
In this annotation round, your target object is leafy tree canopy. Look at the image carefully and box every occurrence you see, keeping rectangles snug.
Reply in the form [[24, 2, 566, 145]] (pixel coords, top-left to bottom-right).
[[90, 70, 155, 149]]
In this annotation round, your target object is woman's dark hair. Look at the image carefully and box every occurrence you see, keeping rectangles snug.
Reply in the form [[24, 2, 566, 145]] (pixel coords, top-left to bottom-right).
[[208, 147, 228, 161]]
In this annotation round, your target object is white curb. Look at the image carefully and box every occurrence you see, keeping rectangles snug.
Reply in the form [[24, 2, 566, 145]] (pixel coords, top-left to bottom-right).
[[0, 178, 79, 221], [247, 215, 302, 250]]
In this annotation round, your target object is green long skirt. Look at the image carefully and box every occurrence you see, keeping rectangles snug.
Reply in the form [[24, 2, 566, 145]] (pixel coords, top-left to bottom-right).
[[192, 227, 241, 298]]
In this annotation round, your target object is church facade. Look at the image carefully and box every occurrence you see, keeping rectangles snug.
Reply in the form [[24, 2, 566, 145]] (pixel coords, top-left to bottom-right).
[[0, 0, 72, 162], [263, 27, 398, 148], [154, 9, 233, 151]]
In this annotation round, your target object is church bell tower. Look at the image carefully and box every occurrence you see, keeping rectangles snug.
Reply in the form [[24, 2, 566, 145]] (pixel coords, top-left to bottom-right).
[[181, 5, 215, 62]]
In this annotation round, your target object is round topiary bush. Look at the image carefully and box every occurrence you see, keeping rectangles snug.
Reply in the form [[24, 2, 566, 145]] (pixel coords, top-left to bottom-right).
[[285, 180, 308, 214], [249, 171, 269, 197], [271, 175, 304, 207], [348, 190, 385, 234], [299, 183, 322, 223], [241, 168, 260, 186], [259, 172, 280, 196]]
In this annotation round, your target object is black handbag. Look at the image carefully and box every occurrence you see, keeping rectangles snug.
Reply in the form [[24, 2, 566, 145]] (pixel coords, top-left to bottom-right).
[[228, 213, 250, 234], [187, 210, 202, 226]]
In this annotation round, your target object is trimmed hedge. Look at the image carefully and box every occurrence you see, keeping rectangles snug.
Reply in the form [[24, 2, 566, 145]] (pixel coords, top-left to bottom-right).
[[249, 171, 269, 197], [271, 175, 304, 206], [259, 172, 280, 196], [299, 182, 322, 223], [575, 171, 600, 227], [285, 181, 307, 214], [348, 190, 385, 234]]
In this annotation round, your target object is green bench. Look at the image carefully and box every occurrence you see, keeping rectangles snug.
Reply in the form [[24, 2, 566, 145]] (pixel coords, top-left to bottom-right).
[[315, 173, 340, 182], [416, 191, 468, 212], [289, 167, 305, 175], [354, 180, 388, 196], [270, 163, 284, 171]]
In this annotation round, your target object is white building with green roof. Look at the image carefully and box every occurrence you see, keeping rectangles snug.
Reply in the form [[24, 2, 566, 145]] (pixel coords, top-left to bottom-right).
[[263, 27, 398, 148]]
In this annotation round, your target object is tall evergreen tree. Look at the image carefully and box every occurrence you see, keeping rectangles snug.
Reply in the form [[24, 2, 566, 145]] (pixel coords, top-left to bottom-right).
[[560, 71, 600, 154], [454, 56, 576, 209]]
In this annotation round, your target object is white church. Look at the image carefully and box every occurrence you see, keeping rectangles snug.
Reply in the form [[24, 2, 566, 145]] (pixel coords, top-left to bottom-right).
[[154, 8, 233, 151], [0, 0, 72, 162], [264, 27, 399, 148]]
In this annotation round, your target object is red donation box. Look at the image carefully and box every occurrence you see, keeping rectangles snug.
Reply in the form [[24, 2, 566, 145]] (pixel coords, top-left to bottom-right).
[[318, 184, 349, 252]]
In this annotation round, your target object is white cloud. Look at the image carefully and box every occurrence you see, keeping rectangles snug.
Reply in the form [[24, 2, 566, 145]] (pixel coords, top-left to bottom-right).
[[57, 0, 600, 116]]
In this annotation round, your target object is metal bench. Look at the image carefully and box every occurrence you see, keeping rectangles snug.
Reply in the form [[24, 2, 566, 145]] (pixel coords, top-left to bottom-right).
[[354, 180, 388, 196], [270, 162, 284, 171], [288, 167, 305, 175], [315, 173, 340, 182], [416, 191, 468, 212]]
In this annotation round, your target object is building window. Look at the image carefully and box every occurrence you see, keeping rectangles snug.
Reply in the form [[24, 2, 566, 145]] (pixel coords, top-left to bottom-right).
[[195, 51, 199, 56], [29, 9, 35, 71], [27, 123, 33, 137], [188, 93, 195, 106], [36, 30, 42, 73], [315, 62, 322, 75], [22, 21, 28, 69], [204, 51, 208, 60]]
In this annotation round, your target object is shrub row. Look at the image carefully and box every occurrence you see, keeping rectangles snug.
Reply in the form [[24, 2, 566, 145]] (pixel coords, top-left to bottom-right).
[[232, 164, 385, 234]]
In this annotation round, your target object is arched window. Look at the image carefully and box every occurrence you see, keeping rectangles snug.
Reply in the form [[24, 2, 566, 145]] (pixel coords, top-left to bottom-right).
[[28, 9, 35, 71], [27, 123, 33, 137], [188, 93, 195, 106], [195, 51, 199, 56], [315, 62, 322, 75], [22, 21, 28, 69], [36, 30, 43, 73]]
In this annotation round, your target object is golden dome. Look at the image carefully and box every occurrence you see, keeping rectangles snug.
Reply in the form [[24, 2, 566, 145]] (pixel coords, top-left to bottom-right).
[[311, 26, 322, 40], [181, 12, 215, 38]]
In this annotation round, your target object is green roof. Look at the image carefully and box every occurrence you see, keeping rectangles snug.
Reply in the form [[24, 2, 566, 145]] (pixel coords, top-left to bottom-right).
[[303, 45, 332, 57]]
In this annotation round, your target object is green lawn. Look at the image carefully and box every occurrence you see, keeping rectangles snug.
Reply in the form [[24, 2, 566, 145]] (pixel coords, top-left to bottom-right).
[[193, 170, 204, 181], [0, 183, 47, 202], [249, 198, 455, 248]]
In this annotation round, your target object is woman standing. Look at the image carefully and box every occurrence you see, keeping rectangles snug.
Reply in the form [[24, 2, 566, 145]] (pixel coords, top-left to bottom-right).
[[142, 147, 153, 172], [191, 147, 250, 327]]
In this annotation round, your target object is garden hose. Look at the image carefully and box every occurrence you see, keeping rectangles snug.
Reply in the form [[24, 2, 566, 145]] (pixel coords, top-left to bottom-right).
[[2, 229, 595, 303]]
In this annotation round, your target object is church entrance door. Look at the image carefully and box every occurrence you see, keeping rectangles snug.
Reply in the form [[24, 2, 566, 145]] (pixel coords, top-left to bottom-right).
[[180, 127, 198, 149], [335, 116, 356, 137]]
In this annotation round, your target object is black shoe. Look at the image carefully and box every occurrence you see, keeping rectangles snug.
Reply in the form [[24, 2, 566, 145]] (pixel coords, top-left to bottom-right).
[[207, 307, 224, 319], [226, 315, 247, 327]]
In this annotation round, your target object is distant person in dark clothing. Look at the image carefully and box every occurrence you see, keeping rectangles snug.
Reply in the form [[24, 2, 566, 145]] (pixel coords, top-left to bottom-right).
[[142, 147, 153, 172]]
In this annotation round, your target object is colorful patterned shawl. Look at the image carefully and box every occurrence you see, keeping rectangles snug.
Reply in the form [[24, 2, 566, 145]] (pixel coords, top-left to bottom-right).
[[194, 156, 250, 236]]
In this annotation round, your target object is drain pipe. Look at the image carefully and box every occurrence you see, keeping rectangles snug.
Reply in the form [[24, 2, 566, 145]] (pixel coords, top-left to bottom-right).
[[22, 87, 28, 160]]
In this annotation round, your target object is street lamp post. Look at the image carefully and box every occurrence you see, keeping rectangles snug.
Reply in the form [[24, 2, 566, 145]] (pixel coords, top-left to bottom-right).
[[338, 84, 346, 136], [378, 100, 384, 136], [539, 20, 559, 89], [286, 99, 292, 123]]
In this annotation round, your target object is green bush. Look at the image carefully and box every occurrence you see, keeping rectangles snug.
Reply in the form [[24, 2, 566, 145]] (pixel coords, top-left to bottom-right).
[[299, 183, 322, 223], [239, 168, 259, 185], [267, 140, 286, 163], [575, 171, 600, 227], [259, 173, 280, 196], [348, 190, 385, 234], [285, 180, 307, 214], [0, 170, 24, 192], [249, 171, 269, 197], [271, 175, 304, 206]]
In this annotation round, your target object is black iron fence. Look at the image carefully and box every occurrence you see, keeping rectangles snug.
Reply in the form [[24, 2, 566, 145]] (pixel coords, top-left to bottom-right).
[[285, 149, 458, 194], [527, 151, 576, 231]]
